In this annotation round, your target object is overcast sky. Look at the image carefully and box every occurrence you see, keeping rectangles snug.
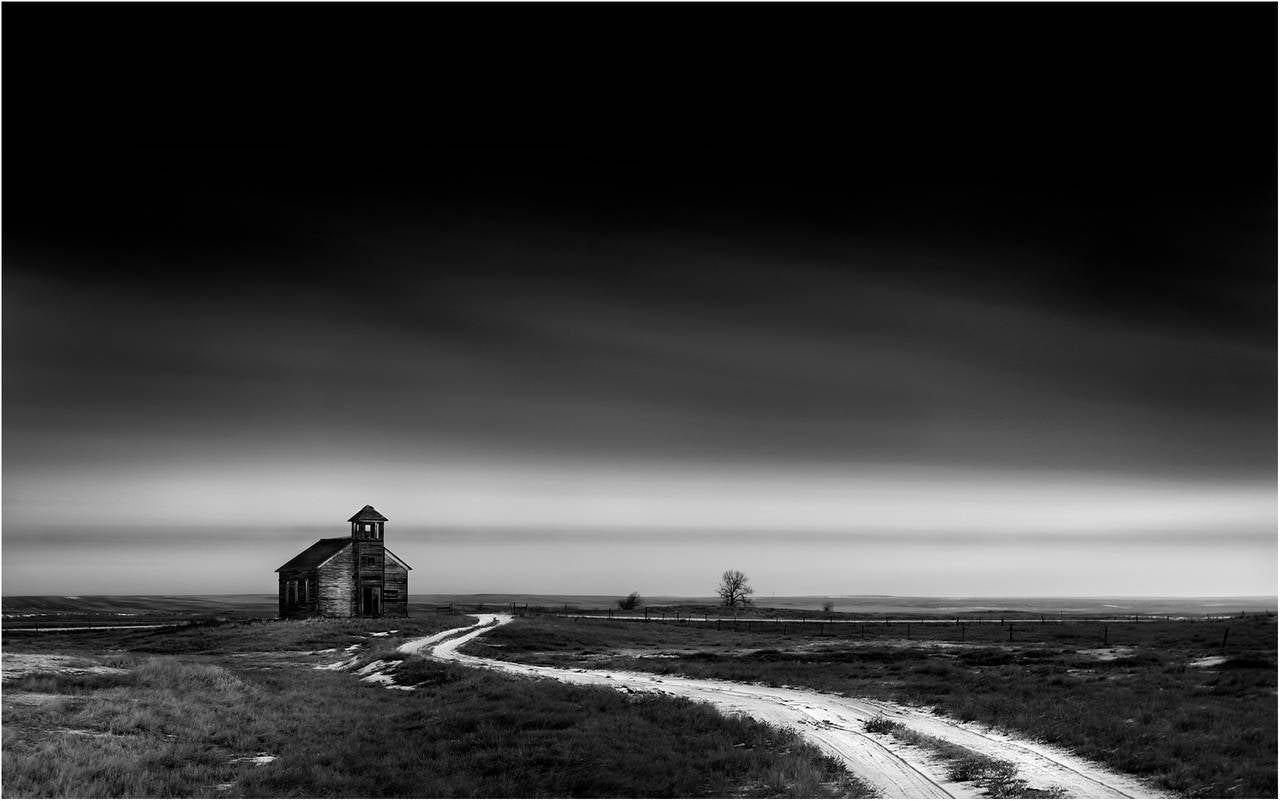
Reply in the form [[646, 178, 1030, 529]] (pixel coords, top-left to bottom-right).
[[3, 139, 1275, 597]]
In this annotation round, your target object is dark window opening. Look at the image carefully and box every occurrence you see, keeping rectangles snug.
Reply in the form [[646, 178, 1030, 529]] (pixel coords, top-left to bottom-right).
[[361, 555, 376, 567]]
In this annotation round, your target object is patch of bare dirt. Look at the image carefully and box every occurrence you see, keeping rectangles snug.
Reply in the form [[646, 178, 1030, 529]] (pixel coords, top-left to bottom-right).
[[1075, 647, 1137, 661]]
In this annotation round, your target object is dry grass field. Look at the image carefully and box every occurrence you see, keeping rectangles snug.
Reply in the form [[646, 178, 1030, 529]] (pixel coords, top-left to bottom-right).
[[462, 612, 1278, 798], [2, 614, 871, 798], [4, 601, 1274, 798]]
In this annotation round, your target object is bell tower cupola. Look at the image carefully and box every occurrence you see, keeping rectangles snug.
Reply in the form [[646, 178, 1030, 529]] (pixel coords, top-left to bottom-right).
[[348, 504, 388, 541]]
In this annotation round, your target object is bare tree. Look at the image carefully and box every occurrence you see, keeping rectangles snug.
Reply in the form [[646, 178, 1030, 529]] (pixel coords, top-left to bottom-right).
[[617, 591, 642, 611], [717, 570, 754, 608]]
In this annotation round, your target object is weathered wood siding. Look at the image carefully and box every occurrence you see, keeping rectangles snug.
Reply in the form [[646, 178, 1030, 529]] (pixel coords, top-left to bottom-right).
[[278, 570, 320, 619], [353, 538, 386, 616], [317, 544, 356, 617], [384, 561, 409, 617], [353, 540, 385, 590]]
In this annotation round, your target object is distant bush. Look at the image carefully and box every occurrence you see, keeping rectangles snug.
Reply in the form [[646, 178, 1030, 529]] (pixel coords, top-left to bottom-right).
[[617, 592, 642, 611], [822, 601, 835, 613]]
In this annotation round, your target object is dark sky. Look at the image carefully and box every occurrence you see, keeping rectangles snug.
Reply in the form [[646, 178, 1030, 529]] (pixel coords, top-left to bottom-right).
[[7, 149, 1273, 472], [3, 6, 1276, 596]]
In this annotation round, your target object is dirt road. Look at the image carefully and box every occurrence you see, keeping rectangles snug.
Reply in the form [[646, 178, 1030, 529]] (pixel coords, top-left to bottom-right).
[[412, 614, 1165, 799]]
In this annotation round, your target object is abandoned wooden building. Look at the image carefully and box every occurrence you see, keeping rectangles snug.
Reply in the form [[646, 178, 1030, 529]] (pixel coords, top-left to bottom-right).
[[276, 505, 411, 618]]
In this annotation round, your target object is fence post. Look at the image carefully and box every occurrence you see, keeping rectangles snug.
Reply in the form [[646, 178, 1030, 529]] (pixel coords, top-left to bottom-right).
[[1103, 625, 1109, 646], [1222, 627, 1230, 648], [1008, 623, 1014, 642]]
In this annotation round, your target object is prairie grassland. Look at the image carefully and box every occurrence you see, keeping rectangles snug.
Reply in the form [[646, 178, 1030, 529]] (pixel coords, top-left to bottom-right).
[[2, 616, 872, 798], [2, 612, 469, 654], [465, 613, 1278, 798]]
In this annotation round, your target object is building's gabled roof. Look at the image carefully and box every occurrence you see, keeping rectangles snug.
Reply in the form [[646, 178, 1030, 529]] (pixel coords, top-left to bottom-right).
[[276, 538, 351, 572], [385, 547, 413, 571], [348, 505, 388, 523]]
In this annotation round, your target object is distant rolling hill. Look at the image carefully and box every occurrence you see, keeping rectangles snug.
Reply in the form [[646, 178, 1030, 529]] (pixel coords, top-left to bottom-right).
[[415, 594, 1278, 616], [5, 594, 1272, 623], [2, 595, 278, 623]]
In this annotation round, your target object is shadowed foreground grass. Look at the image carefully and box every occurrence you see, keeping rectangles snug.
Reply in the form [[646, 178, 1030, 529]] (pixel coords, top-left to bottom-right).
[[2, 618, 873, 798], [467, 614, 1278, 799]]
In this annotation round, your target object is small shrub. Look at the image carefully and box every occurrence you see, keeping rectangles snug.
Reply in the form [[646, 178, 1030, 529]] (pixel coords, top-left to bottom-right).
[[618, 592, 643, 611], [946, 755, 990, 782], [864, 716, 897, 735]]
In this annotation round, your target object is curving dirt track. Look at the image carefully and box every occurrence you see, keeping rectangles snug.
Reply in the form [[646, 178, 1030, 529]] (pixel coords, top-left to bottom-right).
[[411, 614, 1166, 799]]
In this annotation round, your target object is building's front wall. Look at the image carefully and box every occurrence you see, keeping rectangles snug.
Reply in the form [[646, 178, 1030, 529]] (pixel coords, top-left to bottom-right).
[[317, 544, 356, 617], [352, 534, 386, 616]]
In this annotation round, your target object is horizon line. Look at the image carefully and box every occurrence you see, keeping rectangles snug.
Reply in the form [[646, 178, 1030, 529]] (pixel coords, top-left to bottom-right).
[[3, 592, 1276, 601]]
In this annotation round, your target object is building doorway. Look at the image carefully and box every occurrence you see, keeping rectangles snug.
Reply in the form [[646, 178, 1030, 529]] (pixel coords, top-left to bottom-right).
[[360, 586, 382, 617]]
